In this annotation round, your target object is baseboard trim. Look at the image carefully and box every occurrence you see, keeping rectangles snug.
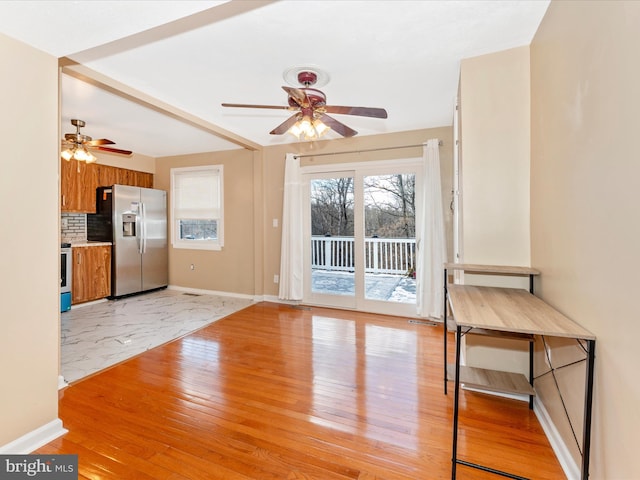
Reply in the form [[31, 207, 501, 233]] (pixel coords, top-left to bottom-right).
[[262, 295, 300, 305], [167, 285, 255, 302], [534, 397, 580, 480], [58, 375, 68, 390], [0, 419, 67, 454]]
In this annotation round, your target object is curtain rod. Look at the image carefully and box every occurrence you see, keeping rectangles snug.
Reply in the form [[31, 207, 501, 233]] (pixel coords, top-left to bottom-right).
[[293, 140, 443, 159]]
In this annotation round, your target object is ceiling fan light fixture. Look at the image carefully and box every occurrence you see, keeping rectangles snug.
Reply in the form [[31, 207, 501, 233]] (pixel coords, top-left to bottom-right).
[[85, 150, 97, 163], [60, 119, 132, 162], [61, 148, 74, 161], [73, 147, 90, 162], [313, 118, 329, 137], [287, 115, 330, 141], [61, 145, 97, 163]]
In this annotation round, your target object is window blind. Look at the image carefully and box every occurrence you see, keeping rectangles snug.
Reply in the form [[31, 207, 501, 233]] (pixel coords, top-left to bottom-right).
[[173, 168, 220, 220]]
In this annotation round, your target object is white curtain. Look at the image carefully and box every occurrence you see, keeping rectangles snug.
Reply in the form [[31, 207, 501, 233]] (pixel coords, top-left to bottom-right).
[[416, 139, 447, 318], [278, 153, 304, 300]]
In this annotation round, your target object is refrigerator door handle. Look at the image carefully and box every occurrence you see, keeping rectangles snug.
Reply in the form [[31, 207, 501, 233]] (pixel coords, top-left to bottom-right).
[[140, 202, 147, 254], [136, 213, 142, 254]]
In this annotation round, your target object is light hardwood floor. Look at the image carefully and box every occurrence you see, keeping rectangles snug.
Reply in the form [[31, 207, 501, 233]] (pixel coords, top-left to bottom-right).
[[37, 302, 566, 479]]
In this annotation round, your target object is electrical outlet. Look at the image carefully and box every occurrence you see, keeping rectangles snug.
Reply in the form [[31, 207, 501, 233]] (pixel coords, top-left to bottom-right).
[[273, 274, 279, 284]]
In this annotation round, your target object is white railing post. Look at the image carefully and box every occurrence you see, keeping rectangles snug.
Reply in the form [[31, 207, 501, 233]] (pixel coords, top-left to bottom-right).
[[324, 237, 331, 270], [311, 236, 415, 275]]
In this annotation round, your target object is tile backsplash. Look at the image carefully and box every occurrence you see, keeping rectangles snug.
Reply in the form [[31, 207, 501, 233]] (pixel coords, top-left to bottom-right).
[[61, 214, 87, 243]]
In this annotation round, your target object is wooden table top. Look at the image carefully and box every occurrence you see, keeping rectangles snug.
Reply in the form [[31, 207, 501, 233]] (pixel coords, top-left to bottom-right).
[[444, 263, 540, 276], [447, 285, 595, 340]]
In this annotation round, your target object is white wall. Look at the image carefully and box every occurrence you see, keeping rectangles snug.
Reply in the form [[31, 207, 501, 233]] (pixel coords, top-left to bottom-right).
[[0, 33, 62, 448]]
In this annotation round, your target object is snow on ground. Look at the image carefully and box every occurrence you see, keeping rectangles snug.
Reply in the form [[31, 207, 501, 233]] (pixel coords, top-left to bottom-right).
[[311, 270, 416, 303]]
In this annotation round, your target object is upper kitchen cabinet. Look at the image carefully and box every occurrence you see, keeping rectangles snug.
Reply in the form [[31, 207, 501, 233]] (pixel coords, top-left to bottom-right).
[[97, 164, 120, 188], [61, 159, 99, 213], [98, 164, 154, 189], [62, 160, 154, 213], [128, 170, 153, 188], [98, 165, 153, 188]]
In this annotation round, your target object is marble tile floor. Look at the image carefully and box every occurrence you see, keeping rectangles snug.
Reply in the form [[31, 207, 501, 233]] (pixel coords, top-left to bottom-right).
[[61, 289, 254, 384]]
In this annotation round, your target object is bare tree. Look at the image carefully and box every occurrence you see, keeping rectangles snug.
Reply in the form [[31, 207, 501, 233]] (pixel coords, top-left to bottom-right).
[[310, 174, 416, 238], [310, 177, 354, 236], [363, 174, 415, 238]]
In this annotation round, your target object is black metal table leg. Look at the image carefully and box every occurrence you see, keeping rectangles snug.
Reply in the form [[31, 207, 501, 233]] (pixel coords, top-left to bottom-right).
[[451, 324, 462, 479], [444, 267, 448, 395], [581, 339, 596, 479]]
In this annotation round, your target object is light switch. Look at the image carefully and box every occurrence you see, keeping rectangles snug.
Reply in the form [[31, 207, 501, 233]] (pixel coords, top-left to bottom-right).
[[272, 218, 279, 228]]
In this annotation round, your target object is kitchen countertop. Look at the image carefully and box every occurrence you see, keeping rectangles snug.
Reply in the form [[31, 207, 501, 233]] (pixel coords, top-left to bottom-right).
[[70, 241, 112, 247]]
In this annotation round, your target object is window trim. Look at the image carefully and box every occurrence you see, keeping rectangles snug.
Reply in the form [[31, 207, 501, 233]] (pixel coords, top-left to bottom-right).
[[170, 165, 224, 251]]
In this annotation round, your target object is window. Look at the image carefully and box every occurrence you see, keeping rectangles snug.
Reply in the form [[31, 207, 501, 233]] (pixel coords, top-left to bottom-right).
[[171, 165, 223, 250]]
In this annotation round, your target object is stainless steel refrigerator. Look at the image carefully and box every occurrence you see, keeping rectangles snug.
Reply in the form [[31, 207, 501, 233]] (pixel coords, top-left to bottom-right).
[[87, 184, 168, 298]]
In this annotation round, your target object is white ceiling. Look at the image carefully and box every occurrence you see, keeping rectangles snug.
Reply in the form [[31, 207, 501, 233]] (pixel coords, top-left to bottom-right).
[[0, 0, 550, 157]]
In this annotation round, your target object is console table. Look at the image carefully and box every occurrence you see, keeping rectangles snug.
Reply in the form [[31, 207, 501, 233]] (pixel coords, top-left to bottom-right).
[[447, 283, 596, 480], [442, 263, 540, 405]]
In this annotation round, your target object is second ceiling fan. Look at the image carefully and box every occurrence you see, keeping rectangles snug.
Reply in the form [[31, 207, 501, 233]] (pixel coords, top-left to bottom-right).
[[222, 70, 387, 140], [61, 119, 132, 163]]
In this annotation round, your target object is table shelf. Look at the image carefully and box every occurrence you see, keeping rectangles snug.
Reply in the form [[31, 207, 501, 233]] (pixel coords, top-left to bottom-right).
[[447, 364, 535, 397]]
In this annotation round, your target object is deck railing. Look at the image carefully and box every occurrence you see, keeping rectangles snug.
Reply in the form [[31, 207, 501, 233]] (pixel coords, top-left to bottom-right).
[[311, 236, 416, 275]]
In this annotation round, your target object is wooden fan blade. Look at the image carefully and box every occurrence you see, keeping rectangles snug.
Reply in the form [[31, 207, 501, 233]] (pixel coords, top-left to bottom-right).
[[318, 113, 358, 138], [222, 103, 295, 110], [85, 138, 115, 147], [270, 114, 301, 135], [323, 106, 388, 119], [281, 86, 309, 108], [93, 146, 133, 156]]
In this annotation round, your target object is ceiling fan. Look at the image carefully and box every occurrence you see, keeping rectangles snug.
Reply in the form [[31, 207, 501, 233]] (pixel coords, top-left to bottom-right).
[[222, 70, 388, 139], [61, 119, 132, 163]]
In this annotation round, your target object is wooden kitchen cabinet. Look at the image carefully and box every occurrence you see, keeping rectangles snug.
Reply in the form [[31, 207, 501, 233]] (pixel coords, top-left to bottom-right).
[[61, 159, 99, 213], [62, 160, 154, 213], [97, 164, 120, 189], [130, 170, 154, 188], [97, 164, 153, 188], [72, 245, 112, 304]]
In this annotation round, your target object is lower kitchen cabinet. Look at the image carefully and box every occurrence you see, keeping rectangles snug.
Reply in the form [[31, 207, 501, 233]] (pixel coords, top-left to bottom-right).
[[72, 245, 111, 304]]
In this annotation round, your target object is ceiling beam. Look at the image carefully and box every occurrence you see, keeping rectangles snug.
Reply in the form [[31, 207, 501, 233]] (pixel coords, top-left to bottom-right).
[[60, 61, 262, 152]]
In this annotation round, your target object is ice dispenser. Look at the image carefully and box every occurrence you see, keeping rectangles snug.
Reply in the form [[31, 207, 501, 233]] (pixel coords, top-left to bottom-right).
[[122, 213, 137, 237]]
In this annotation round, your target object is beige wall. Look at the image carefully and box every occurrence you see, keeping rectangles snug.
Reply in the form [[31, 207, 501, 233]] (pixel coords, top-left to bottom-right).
[[460, 46, 531, 273], [155, 149, 257, 296], [531, 1, 640, 477], [0, 34, 60, 446], [93, 151, 156, 174], [458, 47, 532, 376]]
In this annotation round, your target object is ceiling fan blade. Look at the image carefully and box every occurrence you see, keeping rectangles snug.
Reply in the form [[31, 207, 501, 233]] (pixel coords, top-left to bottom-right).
[[93, 146, 133, 156], [323, 106, 388, 119], [318, 113, 358, 138], [281, 86, 309, 108], [270, 114, 301, 135], [85, 138, 115, 147], [222, 103, 295, 111]]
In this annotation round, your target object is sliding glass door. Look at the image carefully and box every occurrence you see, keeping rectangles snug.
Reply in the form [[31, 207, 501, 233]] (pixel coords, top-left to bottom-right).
[[303, 160, 420, 317], [306, 171, 357, 309]]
